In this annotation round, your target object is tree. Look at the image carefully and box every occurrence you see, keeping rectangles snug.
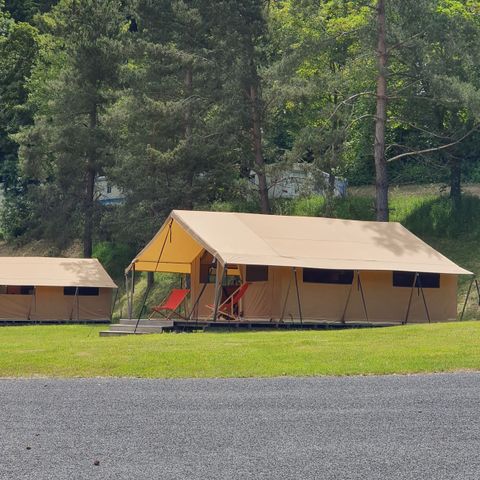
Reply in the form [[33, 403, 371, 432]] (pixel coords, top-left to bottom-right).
[[106, 0, 240, 246], [16, 0, 126, 256], [374, 0, 388, 221]]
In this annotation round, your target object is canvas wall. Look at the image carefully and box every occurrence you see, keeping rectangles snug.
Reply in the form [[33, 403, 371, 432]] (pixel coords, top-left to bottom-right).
[[188, 255, 458, 323], [0, 287, 113, 322]]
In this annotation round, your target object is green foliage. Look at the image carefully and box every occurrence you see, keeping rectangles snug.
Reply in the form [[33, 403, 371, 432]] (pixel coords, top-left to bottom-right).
[[272, 195, 375, 220], [15, 0, 128, 254], [92, 241, 136, 280]]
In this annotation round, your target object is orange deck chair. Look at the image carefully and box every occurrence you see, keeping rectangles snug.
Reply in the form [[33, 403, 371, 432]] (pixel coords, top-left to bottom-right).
[[149, 289, 190, 320], [207, 283, 250, 321]]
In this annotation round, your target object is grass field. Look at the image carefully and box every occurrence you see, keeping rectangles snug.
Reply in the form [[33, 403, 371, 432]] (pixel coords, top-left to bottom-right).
[[0, 322, 479, 378]]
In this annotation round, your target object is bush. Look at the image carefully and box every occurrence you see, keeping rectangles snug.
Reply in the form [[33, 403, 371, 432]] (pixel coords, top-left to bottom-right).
[[93, 241, 137, 280]]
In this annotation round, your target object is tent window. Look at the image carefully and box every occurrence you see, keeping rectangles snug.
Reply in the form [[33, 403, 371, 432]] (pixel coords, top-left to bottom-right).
[[393, 272, 440, 288], [303, 268, 354, 285], [246, 265, 268, 282], [2, 286, 34, 295], [200, 265, 240, 285], [64, 287, 99, 296]]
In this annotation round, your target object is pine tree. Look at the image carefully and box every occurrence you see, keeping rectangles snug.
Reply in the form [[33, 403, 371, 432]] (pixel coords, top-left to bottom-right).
[[15, 0, 126, 255]]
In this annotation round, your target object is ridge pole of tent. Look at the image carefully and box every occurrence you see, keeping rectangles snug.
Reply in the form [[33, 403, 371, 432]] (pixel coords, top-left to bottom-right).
[[404, 272, 419, 324], [280, 268, 293, 323], [212, 261, 225, 322], [357, 271, 369, 323], [341, 272, 356, 324], [293, 267, 303, 325], [417, 276, 431, 323], [460, 275, 475, 321]]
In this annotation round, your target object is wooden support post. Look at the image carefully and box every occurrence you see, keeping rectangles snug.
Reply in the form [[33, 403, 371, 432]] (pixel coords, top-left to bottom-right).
[[212, 262, 224, 322], [404, 272, 419, 324], [280, 268, 293, 323], [130, 267, 136, 320]]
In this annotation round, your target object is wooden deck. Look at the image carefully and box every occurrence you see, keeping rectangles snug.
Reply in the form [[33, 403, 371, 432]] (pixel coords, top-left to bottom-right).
[[99, 317, 398, 336]]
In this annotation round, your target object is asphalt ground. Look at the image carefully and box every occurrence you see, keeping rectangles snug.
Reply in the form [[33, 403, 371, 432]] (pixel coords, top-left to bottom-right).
[[0, 373, 479, 480]]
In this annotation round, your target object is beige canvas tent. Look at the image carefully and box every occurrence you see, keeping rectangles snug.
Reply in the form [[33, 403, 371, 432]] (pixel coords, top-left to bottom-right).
[[0, 257, 117, 323], [126, 210, 471, 325]]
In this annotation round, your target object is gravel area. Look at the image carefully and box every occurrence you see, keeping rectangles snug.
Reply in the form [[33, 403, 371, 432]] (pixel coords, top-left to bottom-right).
[[1, 373, 479, 480]]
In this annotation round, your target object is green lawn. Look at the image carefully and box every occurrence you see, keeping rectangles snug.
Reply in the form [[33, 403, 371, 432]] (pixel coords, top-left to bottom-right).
[[0, 322, 479, 378]]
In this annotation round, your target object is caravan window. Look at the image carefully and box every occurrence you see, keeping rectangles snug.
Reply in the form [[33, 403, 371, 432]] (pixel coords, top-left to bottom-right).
[[64, 287, 99, 296], [303, 268, 354, 285], [246, 265, 268, 282], [393, 272, 440, 288], [1, 286, 34, 295]]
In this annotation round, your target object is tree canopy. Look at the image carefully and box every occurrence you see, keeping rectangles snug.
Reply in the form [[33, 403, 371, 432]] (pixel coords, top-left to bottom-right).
[[1, 0, 479, 256]]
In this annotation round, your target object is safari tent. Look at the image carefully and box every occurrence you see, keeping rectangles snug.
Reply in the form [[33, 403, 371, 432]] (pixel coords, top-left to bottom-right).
[[126, 210, 471, 325], [0, 257, 117, 323]]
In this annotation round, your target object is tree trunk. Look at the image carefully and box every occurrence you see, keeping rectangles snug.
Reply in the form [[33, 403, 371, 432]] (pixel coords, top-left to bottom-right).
[[84, 166, 95, 258], [83, 105, 97, 258], [184, 65, 194, 210], [450, 157, 462, 206], [249, 82, 270, 214], [374, 0, 389, 221]]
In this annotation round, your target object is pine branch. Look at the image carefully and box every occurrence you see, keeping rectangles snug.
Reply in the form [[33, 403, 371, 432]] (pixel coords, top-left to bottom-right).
[[387, 125, 480, 163]]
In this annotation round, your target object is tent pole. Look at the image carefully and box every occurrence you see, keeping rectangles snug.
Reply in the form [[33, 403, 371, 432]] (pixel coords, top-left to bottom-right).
[[417, 276, 431, 323], [110, 288, 119, 322], [27, 287, 35, 321], [341, 272, 356, 324], [460, 276, 475, 321], [133, 279, 153, 334], [280, 268, 293, 323], [404, 272, 419, 324], [189, 282, 208, 323], [129, 267, 135, 320], [357, 271, 369, 323], [293, 267, 303, 325], [125, 274, 130, 320], [69, 287, 79, 322], [211, 262, 224, 322], [475, 279, 480, 306]]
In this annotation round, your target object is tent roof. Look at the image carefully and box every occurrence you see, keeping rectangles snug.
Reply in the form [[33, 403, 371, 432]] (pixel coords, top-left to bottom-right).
[[0, 257, 117, 288], [130, 210, 471, 275]]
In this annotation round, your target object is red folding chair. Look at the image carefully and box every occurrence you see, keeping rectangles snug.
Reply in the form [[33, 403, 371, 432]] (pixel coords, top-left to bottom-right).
[[207, 283, 250, 320], [149, 289, 190, 320]]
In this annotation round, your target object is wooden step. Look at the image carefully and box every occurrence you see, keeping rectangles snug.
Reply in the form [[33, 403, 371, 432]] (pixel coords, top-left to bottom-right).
[[99, 330, 151, 337], [99, 318, 174, 337], [117, 318, 174, 327]]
